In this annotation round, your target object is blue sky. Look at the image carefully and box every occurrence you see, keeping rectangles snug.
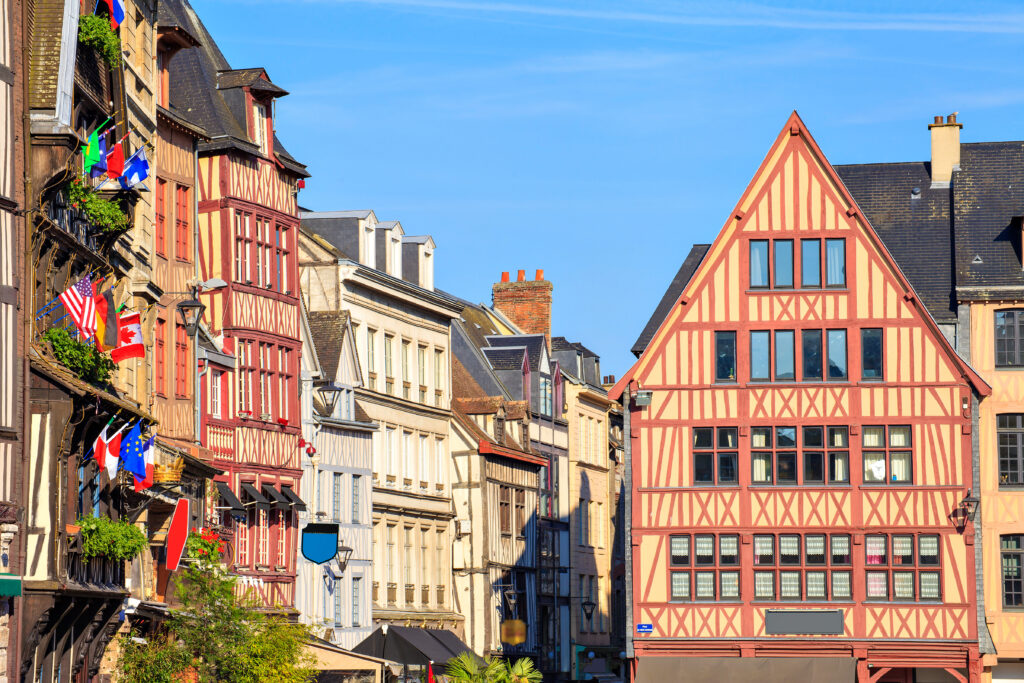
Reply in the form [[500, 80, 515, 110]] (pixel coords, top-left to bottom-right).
[[192, 0, 1024, 376]]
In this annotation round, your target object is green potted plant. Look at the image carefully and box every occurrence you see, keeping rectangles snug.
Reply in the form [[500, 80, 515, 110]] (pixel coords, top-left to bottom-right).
[[67, 176, 130, 233], [77, 516, 148, 562], [78, 14, 122, 66], [42, 327, 115, 384]]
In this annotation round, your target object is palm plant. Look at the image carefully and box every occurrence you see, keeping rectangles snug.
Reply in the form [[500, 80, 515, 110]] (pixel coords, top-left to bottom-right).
[[444, 652, 504, 682], [502, 657, 543, 683]]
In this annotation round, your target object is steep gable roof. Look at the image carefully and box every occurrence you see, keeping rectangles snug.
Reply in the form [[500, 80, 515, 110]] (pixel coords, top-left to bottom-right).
[[630, 244, 711, 357], [611, 112, 989, 401], [307, 310, 350, 383]]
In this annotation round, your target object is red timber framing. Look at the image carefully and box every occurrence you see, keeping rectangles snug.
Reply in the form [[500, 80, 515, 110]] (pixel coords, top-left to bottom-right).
[[196, 146, 304, 610], [611, 113, 990, 682]]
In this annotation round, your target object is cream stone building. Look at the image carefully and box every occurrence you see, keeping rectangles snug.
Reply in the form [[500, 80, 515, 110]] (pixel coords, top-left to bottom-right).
[[298, 211, 465, 637]]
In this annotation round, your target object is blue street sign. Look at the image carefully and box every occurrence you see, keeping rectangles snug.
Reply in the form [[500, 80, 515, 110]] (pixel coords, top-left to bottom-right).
[[636, 623, 653, 633]]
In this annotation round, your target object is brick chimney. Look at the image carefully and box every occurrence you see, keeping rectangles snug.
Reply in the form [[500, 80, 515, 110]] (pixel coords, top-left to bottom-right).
[[929, 113, 962, 188], [492, 269, 553, 347]]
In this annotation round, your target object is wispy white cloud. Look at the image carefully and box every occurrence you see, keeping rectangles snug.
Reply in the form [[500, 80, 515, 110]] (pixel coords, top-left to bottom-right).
[[271, 0, 1024, 34]]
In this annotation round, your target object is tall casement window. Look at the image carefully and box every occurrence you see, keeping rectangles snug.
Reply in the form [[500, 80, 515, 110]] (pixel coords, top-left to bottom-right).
[[826, 238, 846, 287], [998, 414, 1024, 486], [175, 185, 190, 262], [155, 317, 166, 395], [236, 340, 254, 413], [750, 331, 771, 381], [668, 534, 739, 601], [826, 330, 848, 380], [861, 328, 884, 380], [366, 328, 377, 390], [155, 178, 167, 257], [434, 349, 445, 406], [751, 533, 853, 601], [255, 217, 273, 289], [274, 225, 290, 294], [995, 310, 1024, 367], [577, 497, 589, 544], [540, 375, 553, 416], [801, 239, 821, 287], [750, 328, 847, 382], [401, 340, 411, 399], [384, 335, 394, 394], [802, 330, 823, 380], [210, 370, 222, 419], [332, 473, 342, 521], [865, 534, 941, 602], [174, 324, 189, 397], [234, 210, 253, 283], [715, 332, 737, 382], [252, 101, 268, 155], [773, 240, 794, 288], [693, 427, 738, 485], [1002, 535, 1024, 607], [351, 475, 361, 523], [418, 346, 428, 402], [863, 426, 912, 484], [278, 347, 292, 423], [752, 426, 848, 485], [750, 240, 769, 288], [351, 577, 362, 626], [500, 486, 512, 535], [774, 330, 795, 380]]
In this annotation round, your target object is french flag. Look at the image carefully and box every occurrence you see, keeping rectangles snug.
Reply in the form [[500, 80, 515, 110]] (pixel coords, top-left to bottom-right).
[[133, 436, 155, 491], [98, 0, 125, 30]]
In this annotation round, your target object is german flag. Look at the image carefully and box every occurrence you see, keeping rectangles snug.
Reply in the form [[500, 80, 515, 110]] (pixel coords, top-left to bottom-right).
[[93, 284, 118, 352]]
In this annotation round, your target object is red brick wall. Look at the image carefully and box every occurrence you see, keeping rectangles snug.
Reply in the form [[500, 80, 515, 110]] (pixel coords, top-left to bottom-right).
[[492, 270, 553, 347]]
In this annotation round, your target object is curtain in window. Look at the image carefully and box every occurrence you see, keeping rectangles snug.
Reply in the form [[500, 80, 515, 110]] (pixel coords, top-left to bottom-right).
[[671, 572, 689, 599], [806, 535, 826, 559], [830, 453, 848, 482], [866, 571, 887, 598], [695, 536, 714, 561], [892, 536, 913, 559], [695, 572, 714, 598], [754, 536, 774, 564], [826, 239, 845, 285], [752, 429, 770, 449], [720, 536, 739, 559], [720, 571, 739, 598], [891, 452, 911, 481], [753, 453, 771, 483], [919, 536, 939, 562], [864, 453, 886, 482], [754, 572, 774, 599], [894, 571, 914, 599], [832, 571, 851, 598], [863, 427, 885, 448], [781, 571, 801, 598], [780, 536, 800, 558], [670, 536, 689, 562], [890, 426, 911, 447], [920, 572, 940, 599], [806, 571, 826, 598], [750, 241, 768, 287], [866, 536, 886, 565]]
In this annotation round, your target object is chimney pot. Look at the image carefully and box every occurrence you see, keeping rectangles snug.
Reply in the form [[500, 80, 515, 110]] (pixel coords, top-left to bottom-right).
[[928, 112, 962, 188], [517, 269, 525, 282], [501, 271, 510, 283], [947, 113, 957, 124], [535, 269, 544, 281], [933, 115, 943, 124]]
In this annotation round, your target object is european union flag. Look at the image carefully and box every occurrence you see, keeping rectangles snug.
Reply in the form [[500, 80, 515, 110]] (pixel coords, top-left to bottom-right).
[[120, 421, 147, 480]]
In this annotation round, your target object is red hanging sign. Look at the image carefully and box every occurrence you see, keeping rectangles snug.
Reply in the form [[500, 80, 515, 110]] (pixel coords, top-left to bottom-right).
[[166, 498, 190, 571]]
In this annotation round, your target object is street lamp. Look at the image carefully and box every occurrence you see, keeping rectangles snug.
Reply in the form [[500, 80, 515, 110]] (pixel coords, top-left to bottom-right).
[[581, 599, 596, 621], [176, 293, 205, 338], [315, 381, 344, 417], [958, 490, 980, 522], [336, 545, 354, 571]]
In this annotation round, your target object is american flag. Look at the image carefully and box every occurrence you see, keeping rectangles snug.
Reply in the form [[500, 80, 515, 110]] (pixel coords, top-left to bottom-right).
[[58, 274, 97, 339]]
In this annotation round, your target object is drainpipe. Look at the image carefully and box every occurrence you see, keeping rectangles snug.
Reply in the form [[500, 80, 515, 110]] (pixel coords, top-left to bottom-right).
[[192, 138, 202, 445], [622, 388, 634, 669]]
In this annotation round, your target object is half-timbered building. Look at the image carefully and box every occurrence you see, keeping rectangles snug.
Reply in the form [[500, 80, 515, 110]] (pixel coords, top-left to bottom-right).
[[299, 212, 465, 637], [164, 0, 309, 610], [612, 113, 990, 683]]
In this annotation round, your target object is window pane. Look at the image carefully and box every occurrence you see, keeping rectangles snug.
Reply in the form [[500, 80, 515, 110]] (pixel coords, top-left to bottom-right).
[[807, 571, 826, 599], [806, 535, 826, 564], [829, 452, 849, 483], [802, 329, 823, 381], [776, 427, 797, 448], [720, 571, 740, 599], [804, 452, 824, 484], [832, 571, 852, 599], [894, 571, 915, 599], [780, 535, 800, 564], [774, 240, 794, 288], [718, 428, 738, 449], [996, 312, 1020, 368], [671, 572, 690, 600], [827, 330, 847, 379], [693, 428, 713, 449], [1004, 552, 1023, 606], [695, 535, 715, 565], [777, 452, 797, 484], [720, 536, 739, 565], [1002, 535, 1024, 551], [718, 452, 738, 484], [750, 331, 771, 381], [781, 571, 801, 599], [831, 535, 851, 564], [775, 331, 795, 380], [803, 427, 824, 447], [753, 453, 773, 484], [920, 572, 941, 600], [863, 426, 885, 448], [754, 536, 774, 565], [919, 536, 940, 565], [826, 238, 846, 287], [893, 536, 914, 565], [891, 452, 912, 483], [695, 572, 715, 599], [864, 452, 886, 483], [750, 241, 769, 288], [752, 427, 772, 449], [829, 427, 849, 448], [867, 571, 888, 599], [890, 426, 911, 447], [670, 536, 690, 566], [755, 572, 775, 600], [801, 239, 821, 287], [866, 536, 887, 565], [715, 332, 737, 382], [694, 452, 714, 484], [861, 328, 883, 379]]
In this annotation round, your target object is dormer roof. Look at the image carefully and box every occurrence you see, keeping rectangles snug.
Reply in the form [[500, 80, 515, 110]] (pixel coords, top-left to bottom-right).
[[217, 68, 288, 96]]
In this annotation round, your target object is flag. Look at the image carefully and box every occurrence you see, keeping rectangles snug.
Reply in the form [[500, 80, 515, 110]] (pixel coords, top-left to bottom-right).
[[118, 148, 150, 189], [82, 129, 100, 174], [105, 422, 127, 479], [427, 662, 435, 683], [111, 311, 145, 363], [133, 436, 155, 491], [93, 284, 117, 352], [58, 275, 97, 339], [94, 421, 126, 473], [107, 141, 124, 179], [120, 422, 146, 480], [98, 0, 125, 29], [90, 136, 108, 179]]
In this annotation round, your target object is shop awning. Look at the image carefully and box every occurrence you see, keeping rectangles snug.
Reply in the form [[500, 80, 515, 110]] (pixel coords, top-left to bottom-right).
[[262, 483, 291, 511], [215, 482, 245, 515], [280, 485, 307, 511], [239, 482, 270, 510], [352, 625, 481, 667], [0, 573, 21, 597], [635, 657, 855, 683]]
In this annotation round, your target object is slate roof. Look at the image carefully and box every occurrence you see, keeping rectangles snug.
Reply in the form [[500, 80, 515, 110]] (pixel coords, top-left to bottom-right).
[[164, 0, 308, 177], [457, 304, 505, 350], [631, 244, 710, 357], [835, 162, 956, 321], [307, 310, 350, 382], [481, 346, 527, 371], [156, 0, 201, 45], [486, 334, 546, 371], [217, 68, 288, 96], [552, 336, 598, 358]]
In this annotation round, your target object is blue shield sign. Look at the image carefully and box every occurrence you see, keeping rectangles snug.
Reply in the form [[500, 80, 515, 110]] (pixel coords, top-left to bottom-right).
[[301, 523, 340, 564]]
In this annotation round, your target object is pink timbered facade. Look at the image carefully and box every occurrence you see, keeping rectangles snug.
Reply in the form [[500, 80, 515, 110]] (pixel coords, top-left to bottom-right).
[[611, 113, 991, 683], [166, 0, 310, 609]]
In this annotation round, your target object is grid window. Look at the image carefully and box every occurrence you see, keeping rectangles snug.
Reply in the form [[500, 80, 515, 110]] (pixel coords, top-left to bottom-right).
[[695, 572, 715, 600], [995, 310, 1024, 367], [780, 535, 800, 565], [861, 328, 883, 380], [867, 571, 888, 599], [894, 571, 915, 600], [999, 414, 1024, 486], [831, 535, 851, 564], [719, 571, 740, 600], [780, 571, 801, 600], [695, 535, 715, 566], [831, 571, 852, 599], [754, 536, 775, 565], [155, 178, 167, 257], [1002, 535, 1024, 607], [863, 426, 913, 484], [893, 535, 914, 565], [805, 535, 826, 564], [864, 534, 942, 602], [719, 536, 739, 565], [753, 425, 844, 486], [919, 536, 940, 565], [670, 536, 690, 566], [715, 332, 737, 382], [774, 240, 793, 288], [692, 427, 738, 485], [828, 427, 850, 484], [669, 534, 739, 602], [801, 239, 821, 287], [175, 185, 190, 262], [803, 426, 824, 484]]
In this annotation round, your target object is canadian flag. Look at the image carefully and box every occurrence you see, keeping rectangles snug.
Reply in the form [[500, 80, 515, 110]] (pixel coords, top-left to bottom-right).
[[133, 436, 155, 491], [112, 311, 146, 363], [92, 421, 126, 471]]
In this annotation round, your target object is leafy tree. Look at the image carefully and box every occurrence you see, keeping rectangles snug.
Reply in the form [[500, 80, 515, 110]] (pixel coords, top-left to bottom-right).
[[117, 530, 315, 683]]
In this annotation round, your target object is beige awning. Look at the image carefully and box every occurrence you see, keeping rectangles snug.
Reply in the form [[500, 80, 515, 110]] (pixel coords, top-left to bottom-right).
[[635, 656, 856, 682]]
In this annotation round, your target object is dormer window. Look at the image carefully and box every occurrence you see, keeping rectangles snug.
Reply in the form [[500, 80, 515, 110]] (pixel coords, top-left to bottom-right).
[[252, 101, 269, 156], [540, 374, 553, 417]]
